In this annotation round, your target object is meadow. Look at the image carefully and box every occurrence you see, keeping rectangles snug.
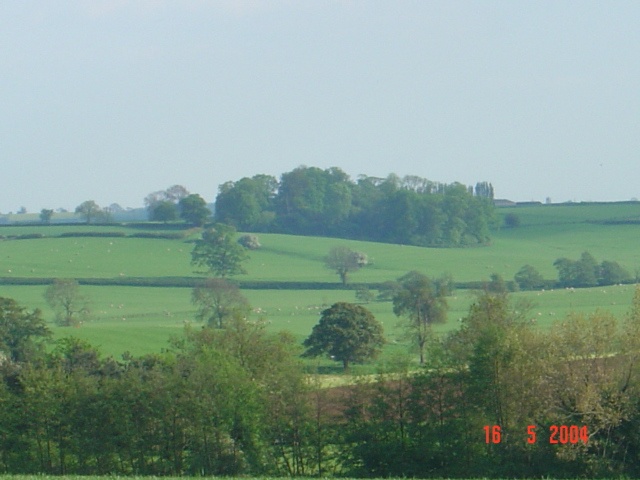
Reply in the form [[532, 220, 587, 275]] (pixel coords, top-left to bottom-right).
[[1, 201, 639, 364]]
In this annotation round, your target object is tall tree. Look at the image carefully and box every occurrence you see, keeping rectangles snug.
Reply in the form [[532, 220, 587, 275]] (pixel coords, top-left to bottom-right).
[[392, 271, 449, 364], [191, 224, 249, 278], [303, 302, 384, 370]]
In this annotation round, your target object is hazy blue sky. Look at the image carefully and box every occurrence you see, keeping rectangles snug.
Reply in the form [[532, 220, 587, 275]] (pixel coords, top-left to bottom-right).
[[2, 0, 639, 212]]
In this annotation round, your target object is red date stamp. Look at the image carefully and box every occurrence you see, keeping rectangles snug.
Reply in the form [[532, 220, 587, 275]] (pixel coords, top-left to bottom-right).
[[484, 425, 588, 444]]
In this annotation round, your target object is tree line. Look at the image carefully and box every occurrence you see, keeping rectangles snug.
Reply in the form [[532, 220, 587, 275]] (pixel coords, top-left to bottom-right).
[[3, 285, 640, 477], [215, 166, 495, 247]]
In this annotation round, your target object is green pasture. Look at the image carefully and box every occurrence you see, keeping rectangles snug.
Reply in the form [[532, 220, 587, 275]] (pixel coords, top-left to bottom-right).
[[497, 201, 640, 226], [1, 202, 640, 363]]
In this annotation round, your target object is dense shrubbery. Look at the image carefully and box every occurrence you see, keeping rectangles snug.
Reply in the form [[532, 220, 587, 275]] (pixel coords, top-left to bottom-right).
[[215, 167, 496, 247], [59, 231, 127, 238], [4, 290, 640, 477]]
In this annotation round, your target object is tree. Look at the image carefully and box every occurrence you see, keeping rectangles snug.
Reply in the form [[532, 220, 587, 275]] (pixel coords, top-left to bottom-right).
[[149, 200, 178, 222], [554, 251, 599, 287], [40, 209, 54, 224], [191, 223, 249, 278], [303, 302, 384, 370], [485, 273, 509, 294], [324, 246, 368, 285], [179, 194, 211, 226], [392, 271, 449, 364], [514, 264, 544, 290], [75, 200, 106, 224], [192, 278, 250, 329], [599, 260, 631, 286], [44, 279, 91, 327], [0, 297, 50, 363]]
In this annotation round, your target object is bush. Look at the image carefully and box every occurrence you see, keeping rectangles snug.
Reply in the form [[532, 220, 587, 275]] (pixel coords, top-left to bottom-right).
[[59, 232, 127, 238], [514, 264, 545, 290], [238, 234, 261, 250], [129, 232, 186, 240], [504, 213, 521, 228]]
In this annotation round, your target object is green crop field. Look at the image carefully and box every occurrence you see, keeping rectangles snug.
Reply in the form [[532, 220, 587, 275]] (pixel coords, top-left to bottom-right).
[[1, 202, 640, 364]]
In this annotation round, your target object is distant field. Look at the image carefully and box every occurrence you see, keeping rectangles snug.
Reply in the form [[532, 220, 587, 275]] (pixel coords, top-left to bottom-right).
[[1, 202, 640, 363]]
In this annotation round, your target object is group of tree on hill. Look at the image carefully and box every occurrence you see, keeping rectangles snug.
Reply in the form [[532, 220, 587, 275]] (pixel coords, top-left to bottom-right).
[[511, 251, 633, 291], [4, 286, 640, 477], [215, 166, 496, 246], [144, 185, 211, 226]]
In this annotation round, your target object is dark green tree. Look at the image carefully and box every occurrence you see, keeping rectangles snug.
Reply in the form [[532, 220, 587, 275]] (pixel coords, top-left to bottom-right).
[[215, 175, 277, 230], [149, 200, 178, 222], [179, 193, 211, 226], [303, 302, 384, 370], [0, 297, 50, 363], [514, 264, 544, 290], [191, 224, 249, 278], [393, 271, 449, 364], [599, 260, 631, 286]]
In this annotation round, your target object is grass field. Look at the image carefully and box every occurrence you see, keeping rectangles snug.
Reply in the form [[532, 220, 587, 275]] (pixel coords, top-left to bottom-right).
[[1, 202, 639, 363]]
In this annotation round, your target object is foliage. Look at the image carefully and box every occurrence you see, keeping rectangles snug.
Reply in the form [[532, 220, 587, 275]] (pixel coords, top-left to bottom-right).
[[214, 167, 495, 247], [324, 246, 368, 285], [0, 297, 50, 363], [392, 271, 449, 364], [555, 251, 632, 287], [191, 278, 250, 328], [39, 209, 54, 224], [44, 279, 91, 327], [503, 212, 521, 228], [514, 264, 545, 290], [303, 302, 384, 370], [149, 200, 178, 222], [191, 223, 249, 278], [178, 193, 211, 226], [238, 234, 261, 250], [75, 200, 109, 224]]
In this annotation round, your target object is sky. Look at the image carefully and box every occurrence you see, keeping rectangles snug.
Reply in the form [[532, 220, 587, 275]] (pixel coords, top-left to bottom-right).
[[1, 0, 639, 212]]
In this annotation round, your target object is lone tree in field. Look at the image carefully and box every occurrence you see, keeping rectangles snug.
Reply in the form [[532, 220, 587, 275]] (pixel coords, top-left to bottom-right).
[[393, 271, 449, 364], [44, 279, 91, 327], [325, 246, 368, 285], [303, 302, 384, 371], [192, 278, 250, 329], [39, 208, 54, 224], [75, 200, 107, 224], [191, 223, 249, 278]]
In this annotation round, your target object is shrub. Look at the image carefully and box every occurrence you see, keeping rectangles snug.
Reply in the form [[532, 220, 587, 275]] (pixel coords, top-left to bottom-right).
[[238, 234, 261, 250], [504, 213, 521, 228]]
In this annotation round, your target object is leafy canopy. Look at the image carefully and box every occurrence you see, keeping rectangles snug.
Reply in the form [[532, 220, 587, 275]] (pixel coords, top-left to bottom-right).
[[303, 302, 384, 370], [191, 223, 249, 278]]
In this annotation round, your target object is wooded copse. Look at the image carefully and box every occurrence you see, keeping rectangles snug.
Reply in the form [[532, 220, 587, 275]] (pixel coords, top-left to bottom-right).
[[214, 167, 496, 247], [3, 289, 640, 477]]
